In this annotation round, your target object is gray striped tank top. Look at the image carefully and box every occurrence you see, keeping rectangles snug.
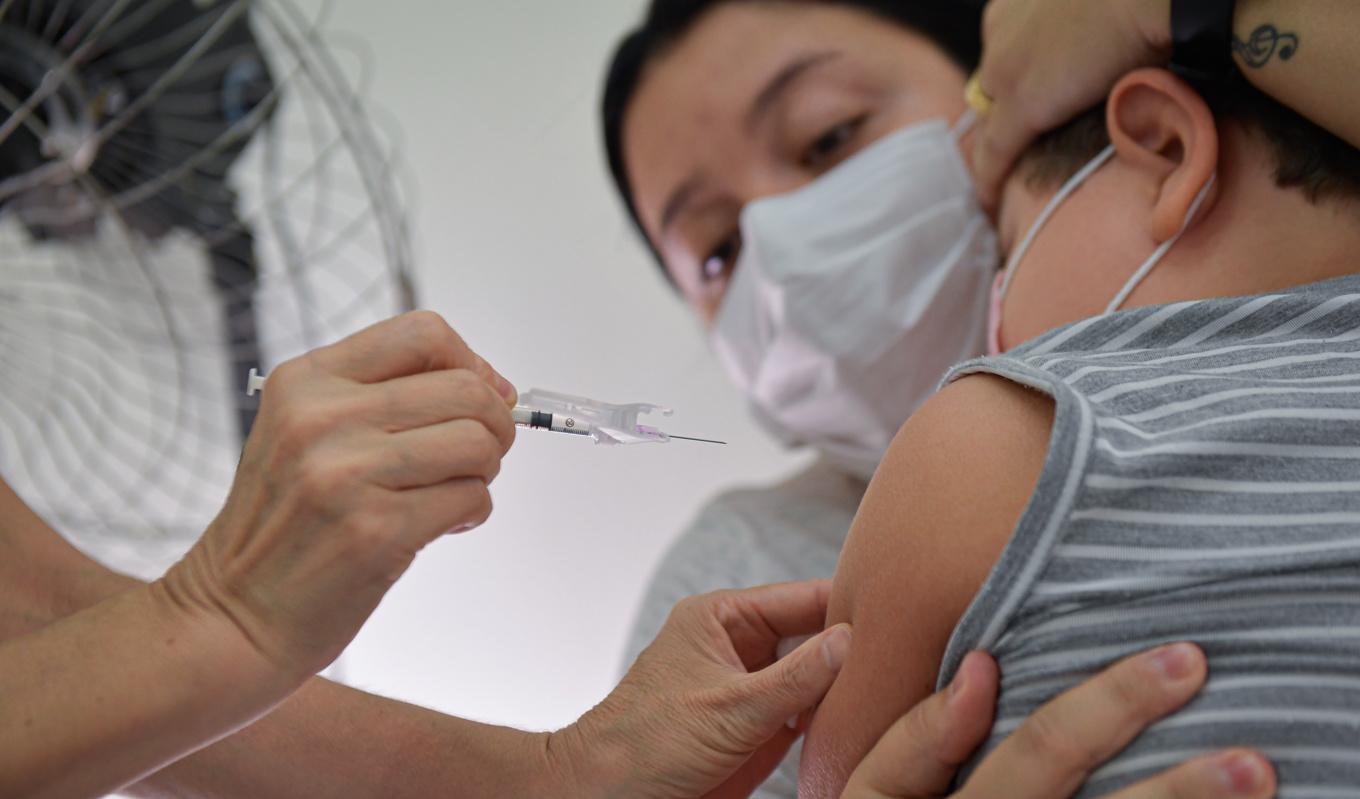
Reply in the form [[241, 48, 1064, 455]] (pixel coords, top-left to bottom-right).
[[940, 274, 1360, 798]]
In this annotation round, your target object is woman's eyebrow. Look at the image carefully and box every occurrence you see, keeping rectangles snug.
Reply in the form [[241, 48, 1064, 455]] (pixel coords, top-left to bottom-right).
[[744, 50, 842, 132], [661, 51, 841, 235], [661, 172, 703, 234]]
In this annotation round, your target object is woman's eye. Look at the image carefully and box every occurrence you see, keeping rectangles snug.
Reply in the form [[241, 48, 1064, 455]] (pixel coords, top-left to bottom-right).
[[701, 234, 740, 285], [803, 116, 866, 170]]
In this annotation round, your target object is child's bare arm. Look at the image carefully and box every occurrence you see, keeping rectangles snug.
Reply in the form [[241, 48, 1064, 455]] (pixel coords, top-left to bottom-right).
[[799, 375, 1055, 798]]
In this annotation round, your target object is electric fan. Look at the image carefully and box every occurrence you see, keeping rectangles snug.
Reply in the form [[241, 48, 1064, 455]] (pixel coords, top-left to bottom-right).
[[0, 0, 415, 579]]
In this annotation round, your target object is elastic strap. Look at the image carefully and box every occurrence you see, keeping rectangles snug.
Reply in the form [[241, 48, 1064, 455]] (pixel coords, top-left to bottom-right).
[[1104, 172, 1218, 314], [997, 145, 1116, 301], [951, 108, 980, 140]]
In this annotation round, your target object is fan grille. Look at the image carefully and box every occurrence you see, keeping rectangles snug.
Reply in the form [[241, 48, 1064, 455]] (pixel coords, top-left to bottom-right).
[[0, 0, 414, 578]]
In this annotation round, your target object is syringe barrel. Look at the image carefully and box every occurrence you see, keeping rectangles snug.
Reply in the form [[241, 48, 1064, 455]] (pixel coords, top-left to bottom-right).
[[513, 406, 592, 437]]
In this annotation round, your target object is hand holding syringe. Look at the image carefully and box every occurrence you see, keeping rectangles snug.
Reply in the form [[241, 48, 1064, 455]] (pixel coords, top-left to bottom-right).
[[248, 371, 724, 447]]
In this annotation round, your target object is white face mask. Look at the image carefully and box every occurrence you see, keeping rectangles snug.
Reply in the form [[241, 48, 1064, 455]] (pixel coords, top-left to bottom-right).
[[711, 116, 998, 481], [987, 144, 1217, 355]]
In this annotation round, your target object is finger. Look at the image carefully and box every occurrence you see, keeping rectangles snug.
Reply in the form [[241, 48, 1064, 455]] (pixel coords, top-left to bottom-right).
[[473, 352, 517, 407], [713, 580, 833, 668], [317, 312, 475, 383], [971, 99, 1035, 212], [400, 476, 494, 545], [376, 419, 506, 489], [964, 643, 1208, 798], [1106, 750, 1275, 799], [737, 623, 851, 731], [842, 652, 999, 799], [372, 369, 516, 448], [317, 312, 517, 402]]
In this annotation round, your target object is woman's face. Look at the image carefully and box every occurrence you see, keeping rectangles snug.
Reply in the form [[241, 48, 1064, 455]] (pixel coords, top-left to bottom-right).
[[623, 2, 970, 323]]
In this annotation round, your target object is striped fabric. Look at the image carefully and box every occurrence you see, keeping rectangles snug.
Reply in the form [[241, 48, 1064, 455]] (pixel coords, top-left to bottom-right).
[[939, 276, 1360, 798]]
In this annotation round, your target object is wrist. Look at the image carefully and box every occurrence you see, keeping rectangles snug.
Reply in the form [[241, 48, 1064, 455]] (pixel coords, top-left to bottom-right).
[[151, 559, 304, 698], [149, 580, 296, 692], [543, 713, 631, 799]]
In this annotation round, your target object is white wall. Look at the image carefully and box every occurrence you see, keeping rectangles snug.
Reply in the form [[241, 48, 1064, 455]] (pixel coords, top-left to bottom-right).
[[313, 1, 811, 731]]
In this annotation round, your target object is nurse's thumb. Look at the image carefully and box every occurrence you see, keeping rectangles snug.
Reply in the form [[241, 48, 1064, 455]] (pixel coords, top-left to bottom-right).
[[745, 623, 852, 729]]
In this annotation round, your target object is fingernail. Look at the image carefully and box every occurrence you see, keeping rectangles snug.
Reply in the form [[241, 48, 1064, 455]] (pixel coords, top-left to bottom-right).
[[948, 663, 970, 704], [1211, 751, 1266, 795], [450, 522, 477, 534], [820, 625, 851, 672], [1149, 643, 1199, 681], [786, 715, 800, 731]]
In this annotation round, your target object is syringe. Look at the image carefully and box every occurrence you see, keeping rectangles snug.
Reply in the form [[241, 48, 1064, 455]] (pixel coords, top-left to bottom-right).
[[245, 371, 723, 446], [512, 407, 592, 438], [513, 405, 725, 444], [512, 388, 726, 446]]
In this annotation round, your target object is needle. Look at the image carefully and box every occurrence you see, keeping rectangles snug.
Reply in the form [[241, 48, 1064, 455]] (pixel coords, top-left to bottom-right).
[[668, 434, 728, 445]]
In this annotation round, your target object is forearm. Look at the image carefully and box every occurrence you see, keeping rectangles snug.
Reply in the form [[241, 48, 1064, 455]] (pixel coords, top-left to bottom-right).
[[0, 583, 294, 799], [126, 679, 571, 799], [0, 481, 141, 641], [1233, 0, 1360, 149], [1, 549, 565, 799], [26, 583, 569, 799], [0, 482, 583, 799], [1127, 0, 1360, 149]]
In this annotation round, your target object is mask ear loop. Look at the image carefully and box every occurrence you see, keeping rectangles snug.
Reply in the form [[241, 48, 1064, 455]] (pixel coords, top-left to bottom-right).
[[1104, 172, 1217, 314], [996, 145, 1117, 302], [952, 108, 980, 140]]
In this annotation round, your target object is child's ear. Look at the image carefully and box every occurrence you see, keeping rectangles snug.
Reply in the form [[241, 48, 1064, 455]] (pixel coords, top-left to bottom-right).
[[1106, 69, 1220, 242]]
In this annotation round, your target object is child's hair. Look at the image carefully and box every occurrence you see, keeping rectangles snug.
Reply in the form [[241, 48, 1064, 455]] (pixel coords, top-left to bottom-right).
[[1019, 81, 1360, 204]]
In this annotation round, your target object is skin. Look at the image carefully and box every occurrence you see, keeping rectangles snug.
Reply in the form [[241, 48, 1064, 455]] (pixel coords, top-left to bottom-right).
[[994, 71, 1360, 350], [3, 313, 524, 798], [846, 647, 1277, 799], [0, 314, 858, 799], [623, 1, 969, 322], [620, 4, 1338, 796], [0, 494, 1252, 799], [972, 0, 1360, 204], [13, 0, 1354, 793], [799, 67, 1360, 799], [0, 14, 1262, 790]]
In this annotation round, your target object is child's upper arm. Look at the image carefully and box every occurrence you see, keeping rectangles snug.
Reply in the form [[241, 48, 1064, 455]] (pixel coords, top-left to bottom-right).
[[798, 375, 1055, 798]]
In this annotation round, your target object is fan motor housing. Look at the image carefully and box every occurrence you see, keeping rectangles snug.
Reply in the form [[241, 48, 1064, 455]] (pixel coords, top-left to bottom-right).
[[0, 0, 277, 242]]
